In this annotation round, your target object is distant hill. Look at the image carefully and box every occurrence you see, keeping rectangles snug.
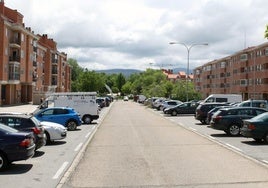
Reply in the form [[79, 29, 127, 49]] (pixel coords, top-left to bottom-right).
[[96, 68, 192, 77], [96, 69, 142, 77]]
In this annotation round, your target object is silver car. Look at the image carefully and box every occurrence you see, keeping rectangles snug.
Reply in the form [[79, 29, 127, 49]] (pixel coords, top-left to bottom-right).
[[40, 121, 67, 144]]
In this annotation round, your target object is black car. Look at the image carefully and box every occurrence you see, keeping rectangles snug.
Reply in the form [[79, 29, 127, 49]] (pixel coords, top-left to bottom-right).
[[210, 107, 267, 136], [205, 105, 230, 124], [164, 102, 199, 116], [241, 112, 268, 143], [0, 123, 35, 171], [0, 114, 46, 150], [195, 103, 229, 124]]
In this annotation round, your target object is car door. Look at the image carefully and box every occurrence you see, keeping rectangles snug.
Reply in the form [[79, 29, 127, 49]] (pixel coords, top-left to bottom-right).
[[237, 109, 255, 125], [37, 109, 56, 123]]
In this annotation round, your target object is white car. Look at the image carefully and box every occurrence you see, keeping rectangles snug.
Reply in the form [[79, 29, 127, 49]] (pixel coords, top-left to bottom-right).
[[40, 121, 67, 144]]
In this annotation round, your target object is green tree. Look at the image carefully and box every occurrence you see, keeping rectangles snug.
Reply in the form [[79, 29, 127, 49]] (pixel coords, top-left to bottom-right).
[[121, 81, 132, 95], [67, 58, 84, 91], [76, 70, 105, 92], [116, 73, 126, 93]]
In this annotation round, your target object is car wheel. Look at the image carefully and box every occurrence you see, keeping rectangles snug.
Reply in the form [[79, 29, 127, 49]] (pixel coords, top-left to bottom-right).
[[66, 120, 77, 131], [171, 111, 177, 116], [83, 115, 92, 124], [263, 133, 268, 143], [228, 124, 240, 136], [45, 131, 51, 144], [200, 120, 206, 124], [253, 138, 263, 143], [0, 152, 9, 171]]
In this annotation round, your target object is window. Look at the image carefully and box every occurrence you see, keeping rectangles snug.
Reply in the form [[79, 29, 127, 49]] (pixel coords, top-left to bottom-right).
[[220, 61, 226, 68], [240, 79, 247, 86], [240, 54, 248, 61], [265, 48, 268, 56]]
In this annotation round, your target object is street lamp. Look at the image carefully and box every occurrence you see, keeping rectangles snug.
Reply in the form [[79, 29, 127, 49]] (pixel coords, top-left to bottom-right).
[[169, 42, 208, 102]]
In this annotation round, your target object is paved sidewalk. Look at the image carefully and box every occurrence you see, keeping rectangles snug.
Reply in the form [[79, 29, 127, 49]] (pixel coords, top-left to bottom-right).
[[62, 101, 268, 188], [0, 104, 39, 114]]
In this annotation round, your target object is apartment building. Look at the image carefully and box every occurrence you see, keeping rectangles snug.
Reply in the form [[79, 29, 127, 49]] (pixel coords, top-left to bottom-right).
[[194, 42, 268, 100], [0, 1, 71, 105]]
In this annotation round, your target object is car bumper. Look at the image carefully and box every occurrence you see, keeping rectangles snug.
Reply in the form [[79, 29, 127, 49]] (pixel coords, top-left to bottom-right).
[[50, 130, 67, 141], [240, 128, 264, 139], [210, 122, 227, 131], [7, 144, 35, 162]]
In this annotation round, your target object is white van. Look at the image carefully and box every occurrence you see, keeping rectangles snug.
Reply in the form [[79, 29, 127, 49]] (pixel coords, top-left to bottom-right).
[[203, 94, 242, 103], [39, 92, 99, 124]]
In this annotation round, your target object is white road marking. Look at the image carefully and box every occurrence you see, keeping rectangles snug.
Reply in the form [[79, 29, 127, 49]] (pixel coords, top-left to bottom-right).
[[53, 161, 69, 179], [225, 143, 242, 152], [262, 160, 268, 164], [85, 131, 91, 138], [75, 143, 83, 152]]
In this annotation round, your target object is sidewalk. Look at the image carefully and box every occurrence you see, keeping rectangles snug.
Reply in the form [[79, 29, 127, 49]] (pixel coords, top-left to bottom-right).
[[0, 104, 38, 114], [61, 101, 268, 188]]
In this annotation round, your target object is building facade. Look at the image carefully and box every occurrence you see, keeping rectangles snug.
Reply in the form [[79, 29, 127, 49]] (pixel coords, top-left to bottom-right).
[[0, 1, 71, 105], [194, 42, 268, 100]]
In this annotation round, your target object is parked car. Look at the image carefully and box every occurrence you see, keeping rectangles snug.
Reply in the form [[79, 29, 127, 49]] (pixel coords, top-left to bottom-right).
[[160, 100, 183, 111], [40, 121, 67, 144], [33, 107, 82, 131], [0, 123, 35, 171], [123, 96, 129, 101], [205, 105, 230, 124], [152, 98, 166, 110], [237, 100, 268, 109], [0, 114, 46, 150], [210, 107, 267, 136], [96, 97, 106, 108], [164, 102, 199, 116], [241, 112, 268, 143], [195, 103, 229, 124]]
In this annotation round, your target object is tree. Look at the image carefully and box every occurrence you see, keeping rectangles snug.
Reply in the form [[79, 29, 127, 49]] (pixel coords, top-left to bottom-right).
[[116, 73, 126, 93], [76, 70, 105, 92], [265, 24, 268, 39], [68, 58, 83, 81]]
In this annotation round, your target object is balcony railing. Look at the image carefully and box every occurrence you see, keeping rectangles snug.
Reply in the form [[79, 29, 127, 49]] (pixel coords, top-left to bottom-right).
[[52, 69, 58, 74], [9, 72, 20, 80]]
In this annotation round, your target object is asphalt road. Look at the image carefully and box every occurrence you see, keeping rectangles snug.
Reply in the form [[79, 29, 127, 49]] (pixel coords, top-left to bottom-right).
[[62, 101, 268, 188]]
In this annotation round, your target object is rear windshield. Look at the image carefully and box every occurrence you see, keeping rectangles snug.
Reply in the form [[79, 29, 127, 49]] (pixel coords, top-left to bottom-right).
[[0, 123, 18, 133], [250, 112, 268, 121]]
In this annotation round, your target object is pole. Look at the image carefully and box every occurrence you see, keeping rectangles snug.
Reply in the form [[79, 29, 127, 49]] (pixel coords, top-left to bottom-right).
[[169, 42, 208, 102]]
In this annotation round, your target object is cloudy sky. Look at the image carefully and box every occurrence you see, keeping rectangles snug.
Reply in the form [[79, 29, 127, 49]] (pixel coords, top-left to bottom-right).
[[5, 0, 268, 71]]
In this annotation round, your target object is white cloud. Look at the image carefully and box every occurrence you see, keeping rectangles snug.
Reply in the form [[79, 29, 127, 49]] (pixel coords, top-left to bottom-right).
[[5, 0, 268, 70]]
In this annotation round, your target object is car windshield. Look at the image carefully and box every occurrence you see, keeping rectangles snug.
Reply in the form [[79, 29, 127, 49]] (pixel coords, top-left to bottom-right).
[[250, 112, 268, 121], [0, 123, 18, 133]]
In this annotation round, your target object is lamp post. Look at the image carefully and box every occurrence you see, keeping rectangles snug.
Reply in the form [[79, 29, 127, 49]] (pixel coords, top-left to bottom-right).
[[169, 42, 208, 102]]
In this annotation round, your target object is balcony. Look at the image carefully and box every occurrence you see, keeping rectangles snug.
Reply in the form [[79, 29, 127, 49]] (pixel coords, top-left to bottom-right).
[[52, 69, 58, 74], [9, 72, 20, 81], [9, 56, 20, 62], [33, 61, 37, 67], [52, 58, 58, 64], [9, 38, 21, 48]]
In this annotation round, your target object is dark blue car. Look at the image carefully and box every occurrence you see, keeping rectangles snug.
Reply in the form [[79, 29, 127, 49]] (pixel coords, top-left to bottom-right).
[[33, 107, 82, 131], [0, 123, 35, 171]]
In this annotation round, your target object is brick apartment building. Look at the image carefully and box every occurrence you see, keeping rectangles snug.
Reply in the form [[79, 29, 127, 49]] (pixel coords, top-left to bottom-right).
[[194, 42, 268, 100], [0, 1, 71, 105]]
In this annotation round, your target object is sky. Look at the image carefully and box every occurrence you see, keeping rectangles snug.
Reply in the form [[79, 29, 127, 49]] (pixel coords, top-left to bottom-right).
[[4, 0, 268, 71]]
